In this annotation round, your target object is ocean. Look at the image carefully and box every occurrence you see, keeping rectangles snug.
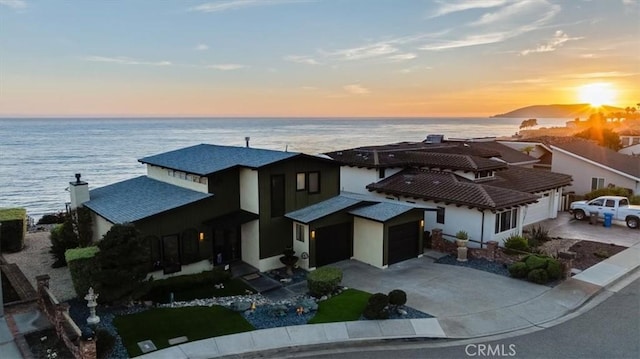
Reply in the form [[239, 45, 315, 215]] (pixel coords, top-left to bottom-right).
[[0, 117, 568, 220]]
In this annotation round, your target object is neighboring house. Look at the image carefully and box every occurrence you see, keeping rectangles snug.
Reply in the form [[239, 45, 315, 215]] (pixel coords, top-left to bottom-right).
[[619, 143, 640, 156], [69, 143, 341, 277], [501, 137, 640, 195], [323, 139, 572, 248], [618, 129, 640, 148]]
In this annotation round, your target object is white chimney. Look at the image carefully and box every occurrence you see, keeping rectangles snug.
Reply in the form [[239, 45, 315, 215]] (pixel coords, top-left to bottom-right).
[[69, 173, 90, 209]]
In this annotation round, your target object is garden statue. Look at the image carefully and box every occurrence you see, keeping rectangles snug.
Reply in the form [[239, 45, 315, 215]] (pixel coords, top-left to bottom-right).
[[85, 287, 100, 326], [279, 247, 299, 276]]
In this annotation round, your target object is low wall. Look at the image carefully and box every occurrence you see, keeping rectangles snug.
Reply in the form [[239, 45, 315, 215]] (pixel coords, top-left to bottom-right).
[[36, 275, 96, 359]]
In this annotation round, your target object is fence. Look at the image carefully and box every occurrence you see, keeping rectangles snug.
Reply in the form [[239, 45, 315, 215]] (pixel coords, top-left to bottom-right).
[[35, 274, 97, 359]]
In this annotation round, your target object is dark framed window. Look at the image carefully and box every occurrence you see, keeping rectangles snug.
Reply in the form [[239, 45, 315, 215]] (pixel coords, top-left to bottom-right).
[[271, 174, 285, 217], [296, 172, 306, 191], [161, 234, 181, 274], [591, 177, 605, 191], [295, 223, 305, 242], [494, 208, 518, 234], [436, 207, 445, 224], [181, 228, 199, 264], [308, 172, 320, 194]]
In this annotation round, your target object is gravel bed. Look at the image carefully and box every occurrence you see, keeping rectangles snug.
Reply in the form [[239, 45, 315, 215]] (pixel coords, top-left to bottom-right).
[[435, 255, 511, 277]]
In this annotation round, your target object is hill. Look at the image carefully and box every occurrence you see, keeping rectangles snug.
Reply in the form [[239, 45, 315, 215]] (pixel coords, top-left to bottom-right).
[[492, 104, 624, 118]]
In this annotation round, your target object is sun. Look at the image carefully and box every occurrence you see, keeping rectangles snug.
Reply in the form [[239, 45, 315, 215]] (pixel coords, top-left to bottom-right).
[[577, 83, 616, 107]]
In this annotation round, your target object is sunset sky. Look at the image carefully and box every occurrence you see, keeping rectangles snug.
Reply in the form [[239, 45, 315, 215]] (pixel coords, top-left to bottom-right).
[[1, 0, 638, 117]]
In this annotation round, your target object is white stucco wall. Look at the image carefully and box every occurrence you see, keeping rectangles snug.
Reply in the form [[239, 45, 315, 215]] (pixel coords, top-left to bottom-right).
[[499, 141, 550, 159], [240, 168, 259, 213], [91, 212, 113, 242], [551, 149, 639, 195], [145, 259, 213, 280], [292, 222, 310, 270], [340, 167, 402, 194], [258, 255, 283, 272], [352, 217, 385, 268], [146, 165, 208, 193], [241, 220, 260, 269]]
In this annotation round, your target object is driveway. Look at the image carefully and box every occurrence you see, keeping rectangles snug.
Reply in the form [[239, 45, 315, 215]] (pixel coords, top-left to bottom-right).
[[533, 212, 640, 248]]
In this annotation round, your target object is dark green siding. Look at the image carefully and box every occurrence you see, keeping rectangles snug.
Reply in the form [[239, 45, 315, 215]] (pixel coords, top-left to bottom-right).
[[257, 157, 340, 259]]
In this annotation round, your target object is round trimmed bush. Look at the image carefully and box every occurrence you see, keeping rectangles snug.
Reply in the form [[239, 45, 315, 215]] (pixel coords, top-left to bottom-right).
[[545, 258, 562, 280], [527, 268, 549, 284], [363, 293, 390, 320], [307, 266, 343, 297], [504, 235, 529, 254], [388, 289, 407, 306], [524, 255, 548, 271], [508, 262, 529, 278]]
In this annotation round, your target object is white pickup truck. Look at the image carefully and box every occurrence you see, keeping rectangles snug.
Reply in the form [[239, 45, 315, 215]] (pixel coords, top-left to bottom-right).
[[569, 196, 640, 229]]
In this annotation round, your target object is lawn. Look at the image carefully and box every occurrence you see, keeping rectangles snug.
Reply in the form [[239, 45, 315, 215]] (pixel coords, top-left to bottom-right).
[[308, 289, 371, 324], [142, 277, 254, 303], [114, 306, 254, 357]]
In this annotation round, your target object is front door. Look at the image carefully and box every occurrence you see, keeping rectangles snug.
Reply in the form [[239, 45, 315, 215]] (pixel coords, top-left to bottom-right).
[[213, 227, 241, 265]]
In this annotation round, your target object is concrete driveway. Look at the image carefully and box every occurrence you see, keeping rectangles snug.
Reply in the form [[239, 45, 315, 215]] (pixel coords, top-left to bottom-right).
[[534, 212, 640, 248]]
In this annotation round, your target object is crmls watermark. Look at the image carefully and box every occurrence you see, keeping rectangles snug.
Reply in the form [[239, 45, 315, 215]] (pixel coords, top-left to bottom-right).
[[465, 344, 517, 357]]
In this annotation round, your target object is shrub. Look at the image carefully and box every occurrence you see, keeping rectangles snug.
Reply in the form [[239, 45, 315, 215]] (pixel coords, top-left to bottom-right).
[[504, 235, 529, 254], [362, 293, 389, 320], [96, 329, 116, 359], [307, 267, 343, 297], [49, 208, 93, 267], [545, 258, 562, 280], [529, 225, 550, 244], [66, 246, 100, 296], [629, 195, 640, 205], [527, 268, 549, 284], [388, 289, 407, 306], [584, 186, 632, 200], [455, 230, 469, 240], [0, 208, 26, 253], [37, 212, 66, 225], [508, 262, 529, 278], [524, 255, 547, 271], [593, 250, 610, 259]]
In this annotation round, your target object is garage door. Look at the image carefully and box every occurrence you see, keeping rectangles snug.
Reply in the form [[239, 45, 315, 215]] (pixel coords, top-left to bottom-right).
[[523, 195, 551, 225], [388, 221, 419, 265], [316, 223, 352, 267]]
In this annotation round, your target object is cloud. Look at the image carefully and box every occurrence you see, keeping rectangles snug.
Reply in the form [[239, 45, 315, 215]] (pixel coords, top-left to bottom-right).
[[284, 55, 320, 65], [563, 71, 639, 79], [189, 0, 308, 13], [622, 0, 637, 5], [387, 53, 417, 62], [205, 64, 246, 70], [398, 66, 433, 74], [520, 30, 582, 55], [419, 32, 511, 50], [343, 84, 370, 95], [0, 0, 27, 9], [471, 0, 559, 27], [195, 44, 209, 51], [325, 42, 399, 61], [84, 56, 171, 66], [429, 0, 507, 18]]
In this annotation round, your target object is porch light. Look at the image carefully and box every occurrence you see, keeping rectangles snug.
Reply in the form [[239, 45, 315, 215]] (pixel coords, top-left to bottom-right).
[[420, 219, 424, 228], [310, 230, 315, 240], [199, 232, 205, 241]]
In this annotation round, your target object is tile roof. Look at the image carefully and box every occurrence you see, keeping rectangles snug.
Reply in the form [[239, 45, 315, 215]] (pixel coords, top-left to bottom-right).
[[523, 136, 640, 179], [348, 202, 418, 222], [139, 144, 299, 176], [490, 166, 572, 193], [84, 176, 212, 223], [402, 151, 507, 171], [459, 141, 537, 164], [367, 169, 539, 210], [285, 195, 368, 224]]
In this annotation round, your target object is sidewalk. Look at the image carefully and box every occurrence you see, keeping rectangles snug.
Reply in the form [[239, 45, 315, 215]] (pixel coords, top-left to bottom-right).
[[136, 241, 640, 359]]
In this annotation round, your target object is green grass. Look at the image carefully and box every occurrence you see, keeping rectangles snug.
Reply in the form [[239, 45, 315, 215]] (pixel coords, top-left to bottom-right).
[[114, 306, 254, 357], [0, 208, 26, 221], [142, 277, 254, 304], [308, 289, 371, 324]]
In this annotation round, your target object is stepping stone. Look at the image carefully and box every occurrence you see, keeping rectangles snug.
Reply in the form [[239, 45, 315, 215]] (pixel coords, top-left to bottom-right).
[[168, 336, 188, 345], [137, 340, 157, 353]]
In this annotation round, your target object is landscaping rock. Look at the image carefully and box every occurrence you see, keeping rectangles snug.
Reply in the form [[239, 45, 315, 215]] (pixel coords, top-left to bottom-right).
[[230, 301, 252, 312], [296, 297, 318, 312], [268, 304, 289, 317]]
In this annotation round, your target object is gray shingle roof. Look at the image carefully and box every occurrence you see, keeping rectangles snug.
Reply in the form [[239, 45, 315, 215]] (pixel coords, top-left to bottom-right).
[[84, 176, 212, 223], [349, 202, 417, 222], [285, 195, 367, 224], [139, 144, 299, 175]]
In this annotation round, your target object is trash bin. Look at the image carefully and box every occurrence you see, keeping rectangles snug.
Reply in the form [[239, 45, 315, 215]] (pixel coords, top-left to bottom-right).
[[603, 212, 613, 228], [589, 212, 598, 225]]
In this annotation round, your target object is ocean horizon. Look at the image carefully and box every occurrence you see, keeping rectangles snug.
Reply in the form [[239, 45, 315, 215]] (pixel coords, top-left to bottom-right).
[[1, 117, 569, 220]]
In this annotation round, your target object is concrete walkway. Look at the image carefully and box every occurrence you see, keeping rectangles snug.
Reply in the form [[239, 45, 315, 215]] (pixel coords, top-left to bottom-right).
[[135, 239, 640, 359]]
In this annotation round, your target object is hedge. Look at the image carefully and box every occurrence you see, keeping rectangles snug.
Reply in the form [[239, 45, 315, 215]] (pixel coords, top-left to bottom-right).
[[307, 266, 343, 297], [66, 246, 100, 297], [0, 208, 26, 253]]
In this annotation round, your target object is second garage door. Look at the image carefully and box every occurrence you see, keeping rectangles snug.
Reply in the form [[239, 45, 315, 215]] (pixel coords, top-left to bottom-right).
[[315, 222, 352, 267], [388, 221, 419, 265]]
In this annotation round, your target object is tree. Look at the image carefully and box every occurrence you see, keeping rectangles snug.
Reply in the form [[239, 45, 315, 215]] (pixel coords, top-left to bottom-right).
[[94, 223, 150, 303], [49, 207, 93, 268], [521, 145, 535, 155], [519, 118, 538, 130], [574, 127, 622, 151]]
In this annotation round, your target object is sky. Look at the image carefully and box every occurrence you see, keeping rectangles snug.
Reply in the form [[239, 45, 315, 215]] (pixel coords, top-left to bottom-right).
[[0, 0, 639, 117]]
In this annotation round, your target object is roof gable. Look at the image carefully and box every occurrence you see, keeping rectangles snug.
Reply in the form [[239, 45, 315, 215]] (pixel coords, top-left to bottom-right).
[[84, 176, 212, 223], [139, 144, 299, 176]]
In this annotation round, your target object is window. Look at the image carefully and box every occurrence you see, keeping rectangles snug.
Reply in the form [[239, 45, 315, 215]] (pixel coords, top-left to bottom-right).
[[436, 207, 445, 224], [295, 223, 305, 242], [475, 171, 494, 179], [495, 208, 518, 233], [308, 172, 320, 194], [296, 173, 306, 191], [378, 168, 386, 179], [591, 177, 605, 191], [605, 199, 616, 208], [271, 174, 285, 217], [620, 198, 629, 207], [589, 198, 604, 206]]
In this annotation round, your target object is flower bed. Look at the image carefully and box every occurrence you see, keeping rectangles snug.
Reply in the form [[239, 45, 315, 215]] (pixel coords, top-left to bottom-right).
[[435, 255, 510, 277]]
